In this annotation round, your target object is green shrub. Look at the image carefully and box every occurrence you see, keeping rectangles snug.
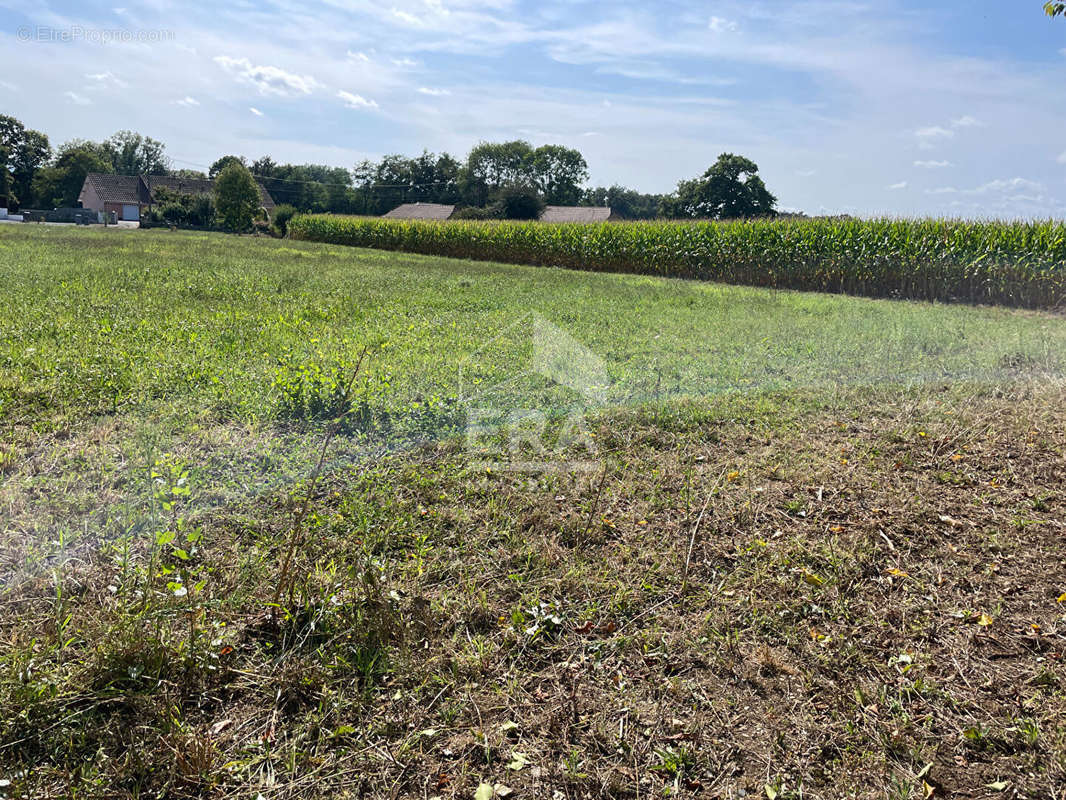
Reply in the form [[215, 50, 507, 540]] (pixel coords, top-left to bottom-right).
[[452, 205, 499, 221], [272, 204, 298, 236], [289, 215, 1066, 309], [495, 185, 544, 220]]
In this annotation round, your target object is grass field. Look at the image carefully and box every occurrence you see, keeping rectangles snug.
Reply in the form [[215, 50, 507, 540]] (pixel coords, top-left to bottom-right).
[[1, 225, 1065, 798]]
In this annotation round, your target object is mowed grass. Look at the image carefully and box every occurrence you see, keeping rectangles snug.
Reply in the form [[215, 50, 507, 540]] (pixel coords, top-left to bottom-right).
[[2, 224, 1065, 432], [1, 225, 1065, 799]]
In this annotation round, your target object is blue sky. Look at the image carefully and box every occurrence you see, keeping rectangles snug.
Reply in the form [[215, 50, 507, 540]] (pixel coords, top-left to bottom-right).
[[2, 0, 1065, 217]]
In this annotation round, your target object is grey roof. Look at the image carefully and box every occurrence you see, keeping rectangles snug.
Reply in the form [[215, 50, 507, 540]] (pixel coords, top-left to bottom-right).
[[383, 202, 456, 220], [146, 175, 276, 212], [540, 205, 615, 223], [80, 173, 276, 211], [81, 174, 150, 205]]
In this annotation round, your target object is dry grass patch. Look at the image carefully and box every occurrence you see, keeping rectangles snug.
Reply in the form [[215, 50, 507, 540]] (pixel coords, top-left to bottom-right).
[[2, 383, 1065, 798]]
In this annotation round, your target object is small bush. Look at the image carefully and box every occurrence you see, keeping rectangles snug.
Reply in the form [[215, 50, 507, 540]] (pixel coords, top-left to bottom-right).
[[496, 185, 544, 220], [272, 204, 298, 236], [452, 205, 499, 221]]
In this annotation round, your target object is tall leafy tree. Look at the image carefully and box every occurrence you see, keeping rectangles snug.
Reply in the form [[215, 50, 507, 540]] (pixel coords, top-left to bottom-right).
[[531, 145, 588, 205], [462, 140, 535, 206], [0, 115, 52, 207], [662, 153, 776, 219], [0, 145, 14, 206], [106, 131, 169, 175], [582, 185, 663, 220], [210, 155, 247, 178], [12, 129, 51, 203], [352, 151, 458, 214], [32, 144, 113, 207], [214, 162, 261, 231]]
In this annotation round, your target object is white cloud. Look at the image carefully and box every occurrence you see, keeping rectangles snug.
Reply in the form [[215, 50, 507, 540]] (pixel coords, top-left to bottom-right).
[[951, 115, 982, 128], [392, 57, 419, 68], [417, 87, 451, 96], [86, 70, 128, 89], [391, 8, 423, 25], [64, 91, 91, 106], [348, 50, 371, 62], [214, 56, 320, 97], [337, 90, 379, 109], [926, 178, 1043, 197], [0, 80, 17, 92], [969, 177, 1043, 195], [176, 96, 200, 107], [708, 16, 739, 33], [914, 160, 951, 168], [796, 169, 816, 177], [887, 181, 907, 190], [915, 126, 954, 140], [249, 107, 264, 116], [1057, 151, 1066, 165]]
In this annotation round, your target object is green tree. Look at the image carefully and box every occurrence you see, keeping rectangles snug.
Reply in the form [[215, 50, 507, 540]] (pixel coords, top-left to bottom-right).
[[496, 184, 544, 220], [0, 115, 52, 206], [32, 144, 113, 207], [531, 145, 588, 205], [0, 145, 15, 207], [213, 162, 260, 231], [462, 140, 535, 206], [106, 130, 169, 175], [1045, 2, 1064, 17], [662, 153, 776, 219], [169, 168, 207, 180], [582, 185, 663, 220], [209, 155, 246, 178]]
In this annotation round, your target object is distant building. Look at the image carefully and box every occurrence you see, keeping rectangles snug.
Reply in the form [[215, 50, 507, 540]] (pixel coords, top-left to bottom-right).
[[382, 202, 621, 223], [383, 202, 456, 221], [78, 173, 276, 222], [540, 205, 619, 223]]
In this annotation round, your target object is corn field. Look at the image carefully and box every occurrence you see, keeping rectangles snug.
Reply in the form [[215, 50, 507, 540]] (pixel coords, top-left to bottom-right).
[[289, 215, 1066, 308]]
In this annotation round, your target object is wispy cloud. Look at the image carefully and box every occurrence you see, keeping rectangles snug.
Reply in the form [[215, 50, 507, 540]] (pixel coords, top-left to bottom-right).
[[214, 56, 320, 96], [417, 87, 451, 96], [914, 160, 952, 168], [915, 126, 954, 140], [64, 91, 91, 106], [951, 115, 983, 128], [391, 8, 423, 26], [708, 16, 738, 33], [337, 90, 379, 109], [86, 70, 129, 89], [887, 181, 907, 190], [1057, 151, 1066, 165], [176, 96, 200, 107], [249, 107, 264, 116]]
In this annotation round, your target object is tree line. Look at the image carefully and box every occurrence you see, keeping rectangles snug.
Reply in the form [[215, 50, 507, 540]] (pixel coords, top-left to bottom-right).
[[1, 113, 777, 221]]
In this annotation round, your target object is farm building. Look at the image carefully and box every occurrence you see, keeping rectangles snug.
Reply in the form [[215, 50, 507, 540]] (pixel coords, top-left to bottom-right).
[[540, 205, 619, 223], [78, 173, 276, 222], [383, 202, 457, 221]]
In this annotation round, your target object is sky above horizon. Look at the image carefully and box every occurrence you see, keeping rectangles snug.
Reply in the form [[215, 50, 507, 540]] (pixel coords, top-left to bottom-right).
[[2, 0, 1065, 218]]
